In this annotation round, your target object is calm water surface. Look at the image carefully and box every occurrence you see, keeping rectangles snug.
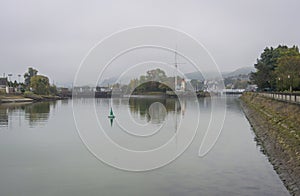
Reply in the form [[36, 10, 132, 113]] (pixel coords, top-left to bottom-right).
[[0, 97, 289, 196]]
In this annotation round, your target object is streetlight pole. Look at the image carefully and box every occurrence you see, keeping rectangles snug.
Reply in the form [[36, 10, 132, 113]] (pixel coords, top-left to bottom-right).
[[287, 75, 292, 92]]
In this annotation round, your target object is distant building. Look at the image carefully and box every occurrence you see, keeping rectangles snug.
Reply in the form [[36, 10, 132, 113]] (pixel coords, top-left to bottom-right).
[[181, 79, 186, 91], [96, 86, 111, 92], [0, 77, 7, 88], [0, 77, 8, 93], [57, 87, 72, 97]]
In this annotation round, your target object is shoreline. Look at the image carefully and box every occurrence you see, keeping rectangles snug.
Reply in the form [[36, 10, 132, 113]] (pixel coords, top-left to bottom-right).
[[0, 98, 33, 103], [0, 94, 67, 104], [240, 93, 300, 196]]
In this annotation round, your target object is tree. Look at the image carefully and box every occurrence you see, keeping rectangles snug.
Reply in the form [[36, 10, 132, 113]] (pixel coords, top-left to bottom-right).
[[190, 79, 203, 91], [129, 78, 139, 91], [12, 80, 18, 88], [30, 75, 50, 95], [133, 81, 171, 94], [145, 68, 167, 82], [251, 45, 299, 90], [49, 84, 57, 95], [139, 75, 147, 84], [275, 56, 300, 91], [24, 67, 38, 87]]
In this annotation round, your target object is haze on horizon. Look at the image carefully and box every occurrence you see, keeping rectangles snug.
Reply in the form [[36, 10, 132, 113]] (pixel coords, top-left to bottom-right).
[[0, 0, 299, 86]]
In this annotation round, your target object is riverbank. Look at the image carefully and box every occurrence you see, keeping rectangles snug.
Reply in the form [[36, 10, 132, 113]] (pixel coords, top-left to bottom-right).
[[0, 94, 65, 104], [240, 92, 300, 196], [165, 90, 210, 98]]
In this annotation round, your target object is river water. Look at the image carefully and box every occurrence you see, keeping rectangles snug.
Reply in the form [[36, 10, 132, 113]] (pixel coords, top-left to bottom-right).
[[0, 96, 289, 196]]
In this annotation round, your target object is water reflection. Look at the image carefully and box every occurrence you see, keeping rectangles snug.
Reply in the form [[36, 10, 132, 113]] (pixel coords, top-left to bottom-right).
[[0, 101, 55, 128], [25, 102, 52, 127], [61, 99, 69, 105], [109, 117, 114, 127], [128, 98, 181, 123], [0, 106, 8, 126]]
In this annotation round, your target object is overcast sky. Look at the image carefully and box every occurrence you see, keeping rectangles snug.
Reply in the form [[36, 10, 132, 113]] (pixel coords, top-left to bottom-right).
[[0, 0, 299, 86]]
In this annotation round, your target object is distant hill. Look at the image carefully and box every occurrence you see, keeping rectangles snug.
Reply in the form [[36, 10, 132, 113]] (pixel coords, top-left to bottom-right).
[[185, 72, 204, 80], [185, 71, 223, 80], [99, 77, 118, 86], [222, 66, 255, 78], [185, 66, 255, 80], [92, 66, 256, 87]]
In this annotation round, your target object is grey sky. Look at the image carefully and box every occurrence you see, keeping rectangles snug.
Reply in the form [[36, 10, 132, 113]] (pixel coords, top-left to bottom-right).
[[0, 0, 299, 86]]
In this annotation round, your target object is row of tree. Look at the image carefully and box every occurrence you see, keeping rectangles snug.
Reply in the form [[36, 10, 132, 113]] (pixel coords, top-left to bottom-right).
[[250, 45, 300, 91]]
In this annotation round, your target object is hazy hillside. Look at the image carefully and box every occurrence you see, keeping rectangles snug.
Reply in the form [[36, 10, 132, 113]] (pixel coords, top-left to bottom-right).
[[93, 66, 256, 87], [185, 72, 204, 80], [185, 66, 255, 80], [222, 66, 255, 78]]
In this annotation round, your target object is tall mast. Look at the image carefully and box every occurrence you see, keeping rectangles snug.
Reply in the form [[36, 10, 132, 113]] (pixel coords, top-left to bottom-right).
[[174, 46, 178, 91]]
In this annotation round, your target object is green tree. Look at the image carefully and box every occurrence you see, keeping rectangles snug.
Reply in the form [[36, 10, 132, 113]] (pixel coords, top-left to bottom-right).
[[30, 75, 50, 95], [251, 45, 299, 90], [129, 78, 139, 91], [139, 75, 147, 86], [233, 79, 248, 89], [24, 67, 38, 87], [145, 68, 167, 82], [49, 84, 57, 95], [275, 56, 300, 91], [133, 81, 171, 94], [128, 68, 179, 92], [13, 80, 18, 88], [190, 79, 203, 91]]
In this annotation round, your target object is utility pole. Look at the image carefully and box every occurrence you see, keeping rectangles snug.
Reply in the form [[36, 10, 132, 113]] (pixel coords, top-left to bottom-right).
[[175, 48, 178, 91]]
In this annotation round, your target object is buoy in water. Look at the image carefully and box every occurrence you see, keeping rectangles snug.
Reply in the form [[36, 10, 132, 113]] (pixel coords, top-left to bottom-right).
[[108, 108, 115, 118]]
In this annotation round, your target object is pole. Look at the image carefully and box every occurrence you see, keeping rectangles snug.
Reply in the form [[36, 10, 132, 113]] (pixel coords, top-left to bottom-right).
[[287, 75, 292, 92], [175, 49, 177, 91]]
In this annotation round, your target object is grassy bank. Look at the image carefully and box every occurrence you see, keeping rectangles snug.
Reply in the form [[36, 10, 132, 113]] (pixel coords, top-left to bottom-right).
[[240, 92, 300, 195]]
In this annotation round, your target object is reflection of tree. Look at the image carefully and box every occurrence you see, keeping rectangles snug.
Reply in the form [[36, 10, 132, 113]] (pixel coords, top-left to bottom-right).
[[129, 98, 181, 122], [0, 104, 29, 127], [148, 103, 167, 124], [61, 99, 69, 105], [25, 102, 51, 124], [0, 102, 54, 128], [0, 107, 8, 126]]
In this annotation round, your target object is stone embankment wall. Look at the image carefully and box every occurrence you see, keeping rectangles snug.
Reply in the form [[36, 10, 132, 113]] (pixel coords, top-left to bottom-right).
[[240, 93, 300, 196]]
